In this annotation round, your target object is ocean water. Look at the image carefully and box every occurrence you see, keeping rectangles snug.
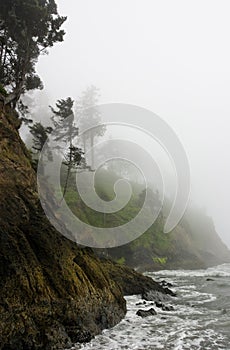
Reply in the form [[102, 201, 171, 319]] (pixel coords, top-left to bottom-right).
[[70, 263, 230, 350]]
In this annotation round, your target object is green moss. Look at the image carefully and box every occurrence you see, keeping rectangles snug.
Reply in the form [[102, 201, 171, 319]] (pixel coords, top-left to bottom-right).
[[116, 257, 126, 265], [152, 257, 168, 265]]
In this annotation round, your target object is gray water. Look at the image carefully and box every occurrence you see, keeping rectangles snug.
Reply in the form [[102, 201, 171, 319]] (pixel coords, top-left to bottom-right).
[[70, 263, 230, 350]]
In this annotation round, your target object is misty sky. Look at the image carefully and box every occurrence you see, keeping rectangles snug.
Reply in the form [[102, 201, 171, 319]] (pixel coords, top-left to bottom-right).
[[36, 0, 230, 247]]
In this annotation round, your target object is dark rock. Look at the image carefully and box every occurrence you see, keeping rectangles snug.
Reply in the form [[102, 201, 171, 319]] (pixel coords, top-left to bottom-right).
[[206, 278, 215, 281], [159, 280, 173, 288], [162, 305, 174, 311], [155, 301, 174, 311], [142, 288, 176, 302], [100, 257, 171, 296], [163, 287, 176, 297], [68, 329, 93, 343], [136, 308, 157, 318], [155, 301, 163, 308]]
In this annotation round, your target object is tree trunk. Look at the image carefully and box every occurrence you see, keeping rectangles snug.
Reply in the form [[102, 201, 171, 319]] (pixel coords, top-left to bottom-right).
[[62, 119, 74, 200], [90, 133, 94, 170], [82, 133, 88, 165], [62, 145, 73, 200]]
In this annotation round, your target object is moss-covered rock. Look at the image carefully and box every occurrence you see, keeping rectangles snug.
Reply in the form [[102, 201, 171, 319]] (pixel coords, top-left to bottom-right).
[[97, 256, 174, 296], [0, 103, 127, 349]]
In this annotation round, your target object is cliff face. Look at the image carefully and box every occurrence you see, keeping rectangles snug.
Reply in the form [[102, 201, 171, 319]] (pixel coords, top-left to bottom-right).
[[180, 207, 230, 267], [0, 102, 126, 349]]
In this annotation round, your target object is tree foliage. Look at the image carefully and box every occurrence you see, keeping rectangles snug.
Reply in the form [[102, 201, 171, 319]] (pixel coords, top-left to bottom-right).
[[0, 0, 66, 104], [50, 97, 85, 199], [75, 85, 106, 168], [29, 122, 52, 152], [63, 145, 84, 168], [50, 97, 79, 143], [50, 97, 74, 127]]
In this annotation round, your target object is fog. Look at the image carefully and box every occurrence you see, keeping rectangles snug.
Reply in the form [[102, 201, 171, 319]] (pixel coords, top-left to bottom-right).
[[35, 0, 230, 247]]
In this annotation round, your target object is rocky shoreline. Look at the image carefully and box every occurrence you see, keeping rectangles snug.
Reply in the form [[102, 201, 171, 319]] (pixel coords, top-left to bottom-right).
[[0, 101, 174, 349]]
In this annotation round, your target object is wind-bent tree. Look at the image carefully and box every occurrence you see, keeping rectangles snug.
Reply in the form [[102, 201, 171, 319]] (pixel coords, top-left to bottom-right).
[[50, 97, 79, 147], [62, 145, 84, 199], [50, 97, 74, 127], [29, 122, 53, 152], [75, 86, 106, 169], [29, 121, 53, 170], [50, 97, 85, 199], [0, 0, 66, 106]]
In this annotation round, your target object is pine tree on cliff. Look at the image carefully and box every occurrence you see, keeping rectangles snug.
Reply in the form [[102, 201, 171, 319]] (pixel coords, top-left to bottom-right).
[[0, 0, 66, 107], [50, 97, 85, 199], [29, 122, 53, 152]]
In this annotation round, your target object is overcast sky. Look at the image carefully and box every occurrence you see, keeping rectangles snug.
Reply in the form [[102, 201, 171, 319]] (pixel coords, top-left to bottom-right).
[[36, 0, 230, 247]]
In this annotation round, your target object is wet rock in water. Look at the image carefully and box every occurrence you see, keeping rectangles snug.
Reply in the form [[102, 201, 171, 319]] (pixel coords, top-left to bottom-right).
[[142, 289, 175, 303], [163, 287, 176, 297], [135, 301, 146, 306], [136, 308, 157, 318], [206, 278, 215, 281], [159, 280, 173, 288], [162, 305, 174, 311], [155, 301, 174, 311], [155, 301, 163, 308], [142, 287, 176, 301]]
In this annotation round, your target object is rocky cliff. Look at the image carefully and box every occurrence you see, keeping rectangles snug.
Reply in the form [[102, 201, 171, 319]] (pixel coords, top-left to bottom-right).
[[0, 99, 170, 349], [0, 101, 127, 349], [0, 101, 151, 349]]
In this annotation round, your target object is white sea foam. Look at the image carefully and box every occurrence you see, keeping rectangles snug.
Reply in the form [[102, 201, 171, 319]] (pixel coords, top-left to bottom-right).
[[69, 264, 230, 350], [150, 263, 230, 278]]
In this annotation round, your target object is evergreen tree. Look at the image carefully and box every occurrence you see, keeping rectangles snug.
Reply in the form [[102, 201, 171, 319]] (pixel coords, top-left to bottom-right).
[[0, 0, 66, 105], [29, 122, 53, 152], [50, 97, 78, 143], [75, 86, 106, 169], [62, 145, 85, 199], [50, 97, 74, 127], [50, 97, 85, 199]]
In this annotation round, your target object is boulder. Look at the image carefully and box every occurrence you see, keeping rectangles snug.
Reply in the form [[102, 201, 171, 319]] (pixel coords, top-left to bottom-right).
[[136, 308, 157, 318]]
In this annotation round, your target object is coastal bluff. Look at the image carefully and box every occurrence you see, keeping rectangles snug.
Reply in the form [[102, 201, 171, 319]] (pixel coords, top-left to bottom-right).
[[0, 100, 167, 349]]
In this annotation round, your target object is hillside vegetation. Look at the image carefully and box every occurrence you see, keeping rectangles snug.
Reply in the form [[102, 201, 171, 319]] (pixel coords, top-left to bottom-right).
[[62, 167, 230, 272]]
